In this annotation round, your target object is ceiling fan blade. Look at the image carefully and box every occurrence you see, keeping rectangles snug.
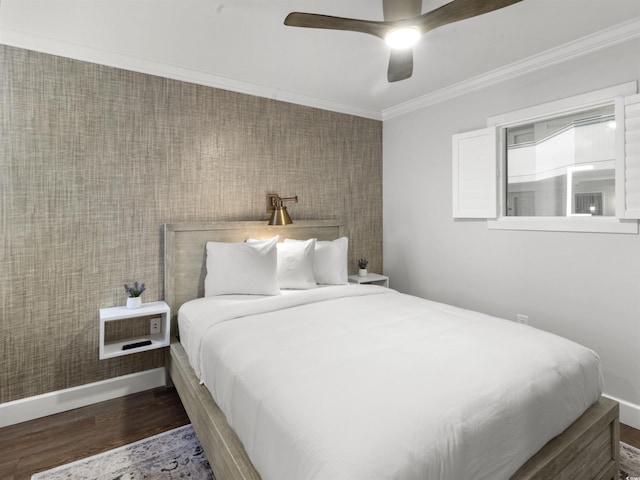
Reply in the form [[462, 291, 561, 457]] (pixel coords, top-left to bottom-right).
[[285, 0, 522, 84], [382, 0, 422, 21], [284, 12, 388, 39], [414, 0, 523, 34], [388, 48, 413, 82]]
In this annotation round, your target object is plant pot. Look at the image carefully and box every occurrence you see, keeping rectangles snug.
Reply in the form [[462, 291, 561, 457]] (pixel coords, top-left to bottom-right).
[[126, 297, 142, 309], [358, 268, 368, 277]]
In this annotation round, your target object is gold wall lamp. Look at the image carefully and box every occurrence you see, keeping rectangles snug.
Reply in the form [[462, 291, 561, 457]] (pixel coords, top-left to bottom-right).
[[267, 194, 298, 225]]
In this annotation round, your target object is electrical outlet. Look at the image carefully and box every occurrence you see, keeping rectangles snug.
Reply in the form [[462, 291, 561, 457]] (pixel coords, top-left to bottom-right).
[[150, 318, 161, 335], [516, 314, 529, 325]]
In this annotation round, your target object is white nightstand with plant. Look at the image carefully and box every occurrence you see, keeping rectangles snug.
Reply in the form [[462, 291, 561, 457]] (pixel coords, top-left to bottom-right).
[[98, 281, 170, 359], [349, 259, 389, 287]]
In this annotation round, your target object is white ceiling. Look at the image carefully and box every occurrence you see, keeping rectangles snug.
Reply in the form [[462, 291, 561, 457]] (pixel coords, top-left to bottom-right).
[[1, 0, 639, 120]]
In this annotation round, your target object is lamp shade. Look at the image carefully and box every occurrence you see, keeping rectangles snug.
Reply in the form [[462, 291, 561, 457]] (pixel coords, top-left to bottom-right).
[[268, 206, 293, 225]]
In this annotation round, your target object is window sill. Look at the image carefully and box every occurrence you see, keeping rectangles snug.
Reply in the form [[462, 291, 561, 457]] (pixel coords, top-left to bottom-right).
[[487, 217, 638, 234]]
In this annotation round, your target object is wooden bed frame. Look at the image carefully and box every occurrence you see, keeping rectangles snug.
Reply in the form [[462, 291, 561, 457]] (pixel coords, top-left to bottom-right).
[[164, 221, 620, 480]]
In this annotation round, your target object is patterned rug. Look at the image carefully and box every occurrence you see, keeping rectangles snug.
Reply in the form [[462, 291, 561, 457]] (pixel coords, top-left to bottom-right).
[[31, 424, 215, 479], [621, 441, 640, 480], [30, 424, 640, 480]]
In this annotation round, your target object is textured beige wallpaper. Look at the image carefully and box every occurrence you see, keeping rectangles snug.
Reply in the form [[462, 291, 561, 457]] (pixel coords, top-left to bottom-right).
[[0, 45, 382, 404]]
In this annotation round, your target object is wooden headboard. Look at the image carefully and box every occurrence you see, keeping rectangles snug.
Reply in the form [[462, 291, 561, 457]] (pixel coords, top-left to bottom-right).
[[164, 220, 344, 334]]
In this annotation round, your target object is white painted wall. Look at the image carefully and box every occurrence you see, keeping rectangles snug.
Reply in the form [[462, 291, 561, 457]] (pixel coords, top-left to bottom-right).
[[383, 38, 640, 426]]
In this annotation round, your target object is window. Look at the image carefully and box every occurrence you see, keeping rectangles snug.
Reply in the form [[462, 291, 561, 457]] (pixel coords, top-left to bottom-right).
[[452, 82, 640, 233], [505, 105, 616, 218]]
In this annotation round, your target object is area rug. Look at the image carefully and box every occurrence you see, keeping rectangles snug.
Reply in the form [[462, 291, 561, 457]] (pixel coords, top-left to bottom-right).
[[30, 425, 640, 480], [31, 424, 214, 479], [621, 441, 640, 480]]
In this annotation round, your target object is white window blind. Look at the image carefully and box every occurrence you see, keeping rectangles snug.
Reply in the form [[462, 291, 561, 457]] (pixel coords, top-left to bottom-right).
[[619, 94, 640, 219], [452, 127, 497, 219]]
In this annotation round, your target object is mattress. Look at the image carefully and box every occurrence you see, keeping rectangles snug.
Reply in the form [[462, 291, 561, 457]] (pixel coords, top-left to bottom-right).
[[178, 285, 603, 480]]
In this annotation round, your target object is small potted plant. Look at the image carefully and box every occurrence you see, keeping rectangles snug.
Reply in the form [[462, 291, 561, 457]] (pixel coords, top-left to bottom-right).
[[124, 281, 146, 309], [358, 258, 369, 277]]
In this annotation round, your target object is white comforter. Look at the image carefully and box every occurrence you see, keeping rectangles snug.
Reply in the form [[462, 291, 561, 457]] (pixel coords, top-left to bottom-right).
[[179, 286, 602, 480]]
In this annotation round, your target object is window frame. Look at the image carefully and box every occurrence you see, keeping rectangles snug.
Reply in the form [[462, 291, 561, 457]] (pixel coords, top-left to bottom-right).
[[486, 82, 638, 234]]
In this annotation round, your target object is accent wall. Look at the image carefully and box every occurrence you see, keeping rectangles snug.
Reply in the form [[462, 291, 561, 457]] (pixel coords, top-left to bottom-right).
[[0, 45, 382, 404]]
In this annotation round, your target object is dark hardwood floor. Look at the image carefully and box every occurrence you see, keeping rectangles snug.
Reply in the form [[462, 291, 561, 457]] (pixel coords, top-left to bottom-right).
[[1, 387, 639, 480], [622, 423, 640, 449], [0, 387, 189, 480]]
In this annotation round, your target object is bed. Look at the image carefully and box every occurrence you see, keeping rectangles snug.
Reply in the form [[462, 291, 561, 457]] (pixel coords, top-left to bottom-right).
[[164, 221, 619, 480]]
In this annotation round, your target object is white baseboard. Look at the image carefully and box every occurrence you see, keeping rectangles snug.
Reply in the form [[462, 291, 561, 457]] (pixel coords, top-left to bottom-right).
[[604, 393, 640, 430], [0, 368, 166, 428]]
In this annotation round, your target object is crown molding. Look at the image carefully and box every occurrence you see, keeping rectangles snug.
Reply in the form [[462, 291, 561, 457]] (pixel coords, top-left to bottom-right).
[[382, 18, 640, 121], [0, 26, 383, 121], [1, 18, 638, 122]]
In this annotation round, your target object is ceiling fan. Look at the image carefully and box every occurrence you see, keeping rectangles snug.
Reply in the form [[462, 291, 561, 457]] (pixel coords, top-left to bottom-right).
[[284, 0, 523, 83]]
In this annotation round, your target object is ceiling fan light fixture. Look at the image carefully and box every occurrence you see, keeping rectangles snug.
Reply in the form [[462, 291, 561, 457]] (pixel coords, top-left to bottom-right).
[[385, 27, 421, 49]]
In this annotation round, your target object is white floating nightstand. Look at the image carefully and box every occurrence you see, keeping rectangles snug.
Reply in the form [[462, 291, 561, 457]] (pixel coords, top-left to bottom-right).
[[99, 301, 170, 359], [348, 273, 389, 288]]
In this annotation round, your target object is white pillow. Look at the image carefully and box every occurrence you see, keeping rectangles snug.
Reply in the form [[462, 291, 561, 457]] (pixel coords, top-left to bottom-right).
[[276, 239, 317, 289], [247, 237, 317, 289], [205, 236, 279, 296], [285, 237, 348, 285]]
